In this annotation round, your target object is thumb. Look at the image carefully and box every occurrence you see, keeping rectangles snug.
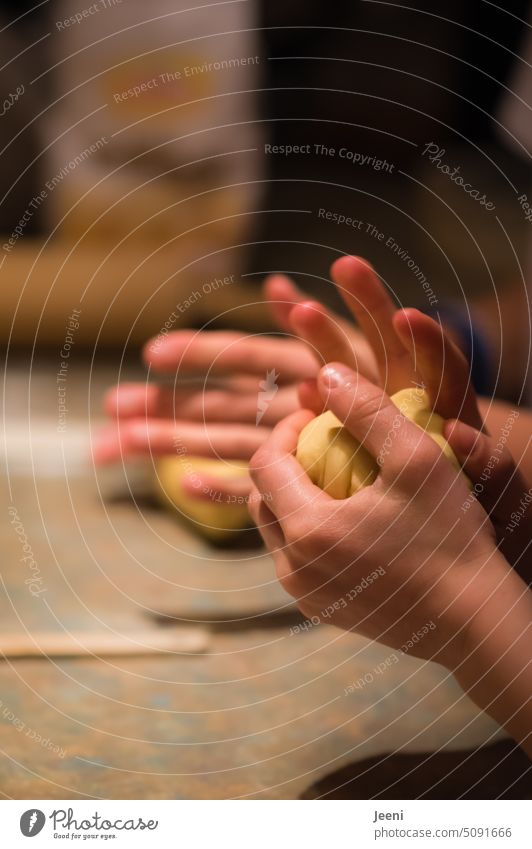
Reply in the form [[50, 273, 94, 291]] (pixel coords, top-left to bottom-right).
[[445, 419, 526, 512], [316, 363, 420, 475]]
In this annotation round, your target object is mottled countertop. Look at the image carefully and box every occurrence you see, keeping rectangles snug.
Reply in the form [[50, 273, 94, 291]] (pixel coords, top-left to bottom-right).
[[0, 355, 511, 799]]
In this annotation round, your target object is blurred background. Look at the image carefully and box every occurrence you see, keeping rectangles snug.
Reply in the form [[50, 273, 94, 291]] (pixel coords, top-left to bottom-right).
[[1, 1, 531, 361]]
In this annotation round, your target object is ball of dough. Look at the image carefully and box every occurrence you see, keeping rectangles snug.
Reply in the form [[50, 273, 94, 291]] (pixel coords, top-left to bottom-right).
[[154, 456, 252, 542], [297, 410, 377, 498], [296, 387, 462, 499]]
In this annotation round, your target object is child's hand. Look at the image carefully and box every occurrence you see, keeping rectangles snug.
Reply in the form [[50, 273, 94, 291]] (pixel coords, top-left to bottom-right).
[[289, 257, 531, 570], [248, 363, 532, 756], [92, 272, 375, 505], [248, 364, 498, 666], [92, 275, 316, 476]]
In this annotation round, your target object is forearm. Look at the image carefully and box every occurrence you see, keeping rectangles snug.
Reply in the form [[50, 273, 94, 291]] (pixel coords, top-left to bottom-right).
[[479, 398, 532, 485], [450, 554, 532, 757]]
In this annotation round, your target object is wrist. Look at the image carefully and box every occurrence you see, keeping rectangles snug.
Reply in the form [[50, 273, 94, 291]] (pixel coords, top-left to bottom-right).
[[459, 552, 530, 661], [428, 548, 509, 668], [444, 553, 532, 753]]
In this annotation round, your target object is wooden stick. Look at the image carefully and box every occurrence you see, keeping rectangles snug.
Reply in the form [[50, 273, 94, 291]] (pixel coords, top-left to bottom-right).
[[0, 629, 209, 658]]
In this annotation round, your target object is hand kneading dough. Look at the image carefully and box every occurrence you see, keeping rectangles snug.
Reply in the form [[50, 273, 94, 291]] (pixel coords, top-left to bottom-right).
[[296, 387, 462, 499], [155, 456, 252, 542]]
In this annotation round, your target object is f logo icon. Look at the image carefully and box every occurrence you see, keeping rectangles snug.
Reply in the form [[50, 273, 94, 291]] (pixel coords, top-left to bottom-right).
[[20, 810, 45, 836]]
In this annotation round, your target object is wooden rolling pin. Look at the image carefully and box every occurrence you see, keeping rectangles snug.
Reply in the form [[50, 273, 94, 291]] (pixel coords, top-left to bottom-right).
[[0, 629, 209, 658]]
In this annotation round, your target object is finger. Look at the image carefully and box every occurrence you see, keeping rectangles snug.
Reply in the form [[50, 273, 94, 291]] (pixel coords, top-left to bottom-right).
[[248, 485, 286, 551], [289, 300, 378, 381], [264, 270, 360, 338], [444, 420, 526, 512], [249, 409, 330, 520], [289, 301, 358, 370], [317, 363, 441, 478], [331, 255, 417, 392], [263, 273, 306, 331], [143, 330, 316, 381], [92, 420, 271, 464], [298, 379, 324, 414], [394, 309, 483, 428], [104, 382, 299, 426], [104, 383, 174, 419], [181, 470, 252, 503]]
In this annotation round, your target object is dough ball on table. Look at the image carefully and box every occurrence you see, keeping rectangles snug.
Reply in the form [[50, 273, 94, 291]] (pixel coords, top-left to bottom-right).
[[154, 456, 254, 545]]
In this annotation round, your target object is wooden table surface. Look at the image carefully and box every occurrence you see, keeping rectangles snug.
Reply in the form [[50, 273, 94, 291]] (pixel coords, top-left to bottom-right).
[[0, 355, 518, 799]]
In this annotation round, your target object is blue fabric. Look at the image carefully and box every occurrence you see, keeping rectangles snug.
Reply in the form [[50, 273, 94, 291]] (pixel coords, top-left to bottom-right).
[[429, 304, 494, 396]]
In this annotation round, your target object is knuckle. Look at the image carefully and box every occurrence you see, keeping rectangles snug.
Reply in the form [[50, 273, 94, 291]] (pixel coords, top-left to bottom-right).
[[392, 442, 449, 490], [283, 526, 304, 551], [351, 388, 391, 431], [290, 535, 317, 562], [390, 434, 440, 480], [421, 439, 446, 467], [283, 515, 313, 547], [425, 444, 455, 478], [285, 521, 332, 560]]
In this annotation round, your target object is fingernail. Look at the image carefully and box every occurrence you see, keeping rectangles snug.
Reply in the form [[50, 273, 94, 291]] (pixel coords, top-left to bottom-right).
[[320, 364, 353, 390], [184, 473, 202, 489]]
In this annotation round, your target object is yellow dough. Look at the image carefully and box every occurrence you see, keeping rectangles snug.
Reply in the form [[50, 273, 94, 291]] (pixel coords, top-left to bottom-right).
[[155, 389, 464, 535], [296, 387, 462, 499], [297, 410, 378, 497], [154, 456, 252, 543]]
